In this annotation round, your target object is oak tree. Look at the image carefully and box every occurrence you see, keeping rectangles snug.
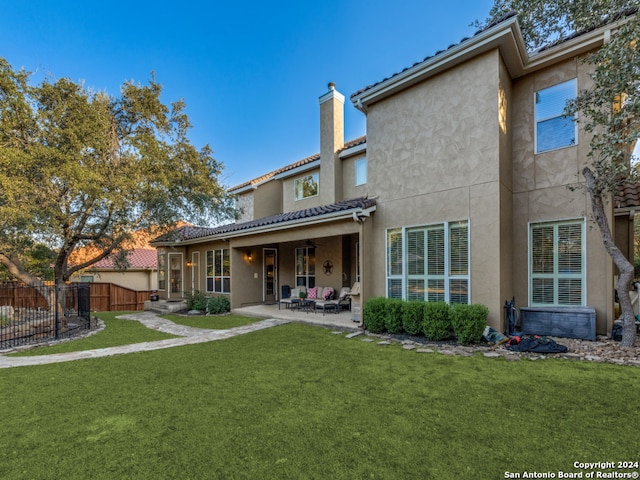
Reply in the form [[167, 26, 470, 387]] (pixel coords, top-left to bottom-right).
[[0, 58, 234, 295]]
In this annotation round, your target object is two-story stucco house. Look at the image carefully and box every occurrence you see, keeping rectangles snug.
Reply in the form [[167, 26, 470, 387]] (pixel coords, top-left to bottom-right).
[[151, 12, 637, 335]]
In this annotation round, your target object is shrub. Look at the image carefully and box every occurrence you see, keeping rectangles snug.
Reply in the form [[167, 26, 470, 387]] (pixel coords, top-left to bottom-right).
[[422, 302, 452, 341], [402, 301, 425, 335], [207, 296, 231, 315], [384, 298, 404, 334], [450, 303, 488, 345], [363, 297, 387, 333], [185, 290, 207, 311]]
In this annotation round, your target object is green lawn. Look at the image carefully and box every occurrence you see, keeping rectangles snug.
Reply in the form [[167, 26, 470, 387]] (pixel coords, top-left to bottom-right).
[[160, 313, 259, 330], [8, 312, 178, 356], [1, 322, 639, 479]]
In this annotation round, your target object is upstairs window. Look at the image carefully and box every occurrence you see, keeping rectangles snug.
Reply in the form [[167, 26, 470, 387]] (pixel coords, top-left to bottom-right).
[[535, 79, 577, 153], [355, 157, 367, 186], [294, 173, 319, 200]]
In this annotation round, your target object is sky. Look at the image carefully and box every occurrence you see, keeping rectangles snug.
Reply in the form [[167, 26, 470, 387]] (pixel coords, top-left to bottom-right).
[[1, 0, 495, 188]]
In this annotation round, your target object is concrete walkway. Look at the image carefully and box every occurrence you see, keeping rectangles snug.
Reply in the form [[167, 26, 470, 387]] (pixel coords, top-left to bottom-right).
[[0, 312, 289, 369]]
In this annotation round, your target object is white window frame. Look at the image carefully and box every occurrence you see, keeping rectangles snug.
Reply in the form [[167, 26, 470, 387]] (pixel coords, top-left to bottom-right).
[[529, 218, 586, 306], [206, 249, 230, 294], [534, 78, 578, 154], [355, 157, 367, 186], [294, 173, 319, 201], [386, 220, 470, 304]]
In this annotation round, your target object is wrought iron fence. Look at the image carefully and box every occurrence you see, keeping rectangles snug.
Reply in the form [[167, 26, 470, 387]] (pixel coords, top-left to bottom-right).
[[0, 282, 96, 350]]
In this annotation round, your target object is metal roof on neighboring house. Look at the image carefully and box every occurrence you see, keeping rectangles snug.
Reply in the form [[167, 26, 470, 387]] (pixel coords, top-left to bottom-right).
[[151, 196, 377, 245]]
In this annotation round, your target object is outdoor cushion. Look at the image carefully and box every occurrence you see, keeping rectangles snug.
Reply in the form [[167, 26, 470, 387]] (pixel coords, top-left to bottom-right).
[[323, 287, 334, 300], [307, 287, 318, 299]]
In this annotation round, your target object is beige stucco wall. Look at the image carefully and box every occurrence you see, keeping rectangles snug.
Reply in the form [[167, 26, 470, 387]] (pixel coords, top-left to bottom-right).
[[235, 192, 254, 223], [70, 270, 156, 291], [282, 167, 322, 213], [342, 152, 369, 200], [510, 56, 613, 334], [364, 50, 506, 327], [235, 179, 283, 223]]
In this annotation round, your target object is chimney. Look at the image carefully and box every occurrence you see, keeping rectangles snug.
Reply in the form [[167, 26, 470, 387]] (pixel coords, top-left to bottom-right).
[[319, 82, 345, 204]]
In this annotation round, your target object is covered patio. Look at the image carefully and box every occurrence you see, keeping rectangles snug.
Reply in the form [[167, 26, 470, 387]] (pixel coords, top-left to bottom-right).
[[233, 302, 361, 331]]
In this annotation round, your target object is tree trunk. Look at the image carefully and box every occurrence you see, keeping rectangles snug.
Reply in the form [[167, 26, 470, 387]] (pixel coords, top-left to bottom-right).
[[0, 252, 54, 310], [583, 166, 636, 347]]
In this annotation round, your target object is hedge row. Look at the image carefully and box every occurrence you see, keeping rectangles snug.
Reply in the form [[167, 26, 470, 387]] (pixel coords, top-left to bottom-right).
[[184, 291, 231, 314], [362, 297, 488, 345]]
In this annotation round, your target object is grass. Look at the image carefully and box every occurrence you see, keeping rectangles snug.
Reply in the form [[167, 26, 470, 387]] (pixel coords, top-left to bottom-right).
[[160, 313, 258, 330], [0, 322, 639, 479], [8, 312, 178, 356]]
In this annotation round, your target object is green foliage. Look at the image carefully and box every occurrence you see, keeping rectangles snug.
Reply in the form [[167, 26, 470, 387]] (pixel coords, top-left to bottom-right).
[[362, 297, 388, 333], [402, 301, 425, 335], [0, 57, 235, 286], [384, 298, 404, 334], [185, 290, 207, 311], [450, 304, 489, 345], [422, 302, 452, 341], [207, 296, 230, 315]]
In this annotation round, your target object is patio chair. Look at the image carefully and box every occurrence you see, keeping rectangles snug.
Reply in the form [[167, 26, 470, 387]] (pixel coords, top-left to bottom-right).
[[314, 287, 351, 315], [278, 286, 306, 310]]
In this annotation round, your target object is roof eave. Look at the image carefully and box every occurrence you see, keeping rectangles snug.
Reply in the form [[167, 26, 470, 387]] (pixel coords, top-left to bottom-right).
[[273, 159, 321, 180], [151, 204, 377, 247], [351, 16, 618, 112], [351, 16, 526, 111]]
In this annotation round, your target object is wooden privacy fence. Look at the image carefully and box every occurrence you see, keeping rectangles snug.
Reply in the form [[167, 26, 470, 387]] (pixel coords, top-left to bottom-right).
[[0, 282, 151, 312], [88, 283, 152, 312]]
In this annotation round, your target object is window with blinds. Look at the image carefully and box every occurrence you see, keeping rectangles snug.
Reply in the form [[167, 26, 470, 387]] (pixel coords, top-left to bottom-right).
[[386, 221, 469, 303], [535, 78, 577, 153], [530, 220, 584, 306]]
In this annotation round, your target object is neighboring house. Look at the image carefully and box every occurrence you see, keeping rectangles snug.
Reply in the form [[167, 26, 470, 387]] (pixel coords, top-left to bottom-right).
[[70, 249, 158, 291], [69, 229, 163, 291], [151, 12, 638, 335]]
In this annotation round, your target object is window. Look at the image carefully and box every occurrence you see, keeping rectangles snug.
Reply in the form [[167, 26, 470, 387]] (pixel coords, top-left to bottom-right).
[[294, 173, 319, 200], [530, 219, 585, 306], [355, 157, 367, 186], [158, 253, 166, 290], [295, 247, 315, 288], [206, 249, 230, 293], [79, 275, 94, 283], [387, 221, 469, 303], [535, 79, 577, 153]]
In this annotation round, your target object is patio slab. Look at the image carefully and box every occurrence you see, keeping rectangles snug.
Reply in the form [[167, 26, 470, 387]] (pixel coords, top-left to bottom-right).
[[233, 303, 361, 331]]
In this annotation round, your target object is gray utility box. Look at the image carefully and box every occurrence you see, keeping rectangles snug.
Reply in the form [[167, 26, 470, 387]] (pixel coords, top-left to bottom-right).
[[520, 306, 596, 341]]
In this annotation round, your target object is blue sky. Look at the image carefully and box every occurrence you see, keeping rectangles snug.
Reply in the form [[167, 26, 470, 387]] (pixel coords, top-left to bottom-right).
[[2, 0, 494, 188]]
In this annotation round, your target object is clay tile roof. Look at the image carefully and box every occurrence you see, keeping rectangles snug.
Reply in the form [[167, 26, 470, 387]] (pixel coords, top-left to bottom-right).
[[340, 135, 367, 152], [92, 249, 158, 269], [228, 152, 321, 192], [228, 136, 368, 193], [349, 11, 518, 100], [615, 183, 640, 210], [152, 196, 377, 244]]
